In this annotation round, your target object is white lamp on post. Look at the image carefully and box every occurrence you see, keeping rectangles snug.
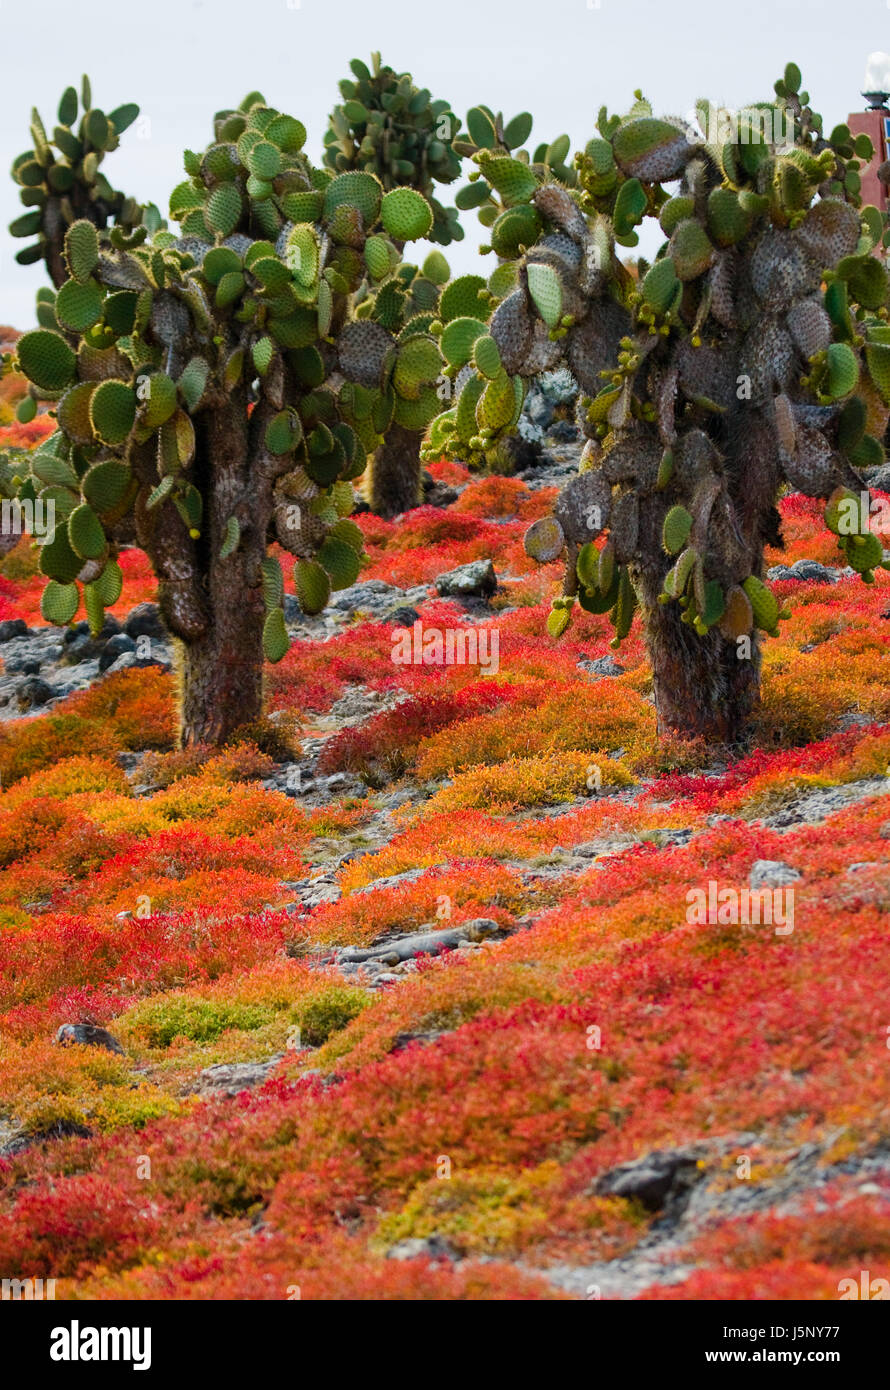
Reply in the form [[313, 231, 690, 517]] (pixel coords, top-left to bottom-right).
[[863, 51, 890, 110]]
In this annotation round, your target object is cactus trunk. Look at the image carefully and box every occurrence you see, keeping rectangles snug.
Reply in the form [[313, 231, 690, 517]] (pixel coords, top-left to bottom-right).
[[177, 399, 267, 746], [178, 599, 264, 746], [367, 421, 423, 517], [638, 568, 762, 744]]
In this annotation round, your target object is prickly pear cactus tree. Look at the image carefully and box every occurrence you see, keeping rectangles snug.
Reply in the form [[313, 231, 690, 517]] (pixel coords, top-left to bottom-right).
[[338, 240, 455, 517], [431, 65, 890, 742], [324, 53, 463, 247], [7, 92, 437, 746], [324, 55, 463, 516], [9, 77, 148, 296]]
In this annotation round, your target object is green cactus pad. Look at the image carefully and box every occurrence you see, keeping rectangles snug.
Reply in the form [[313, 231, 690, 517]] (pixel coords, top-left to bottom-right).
[[260, 556, 284, 611], [318, 535, 361, 589], [286, 225, 319, 287], [82, 459, 131, 513], [324, 171, 382, 227], [178, 357, 209, 413], [490, 204, 543, 260], [54, 277, 104, 333], [612, 178, 647, 241], [421, 250, 450, 286], [262, 607, 290, 663], [865, 342, 890, 405], [265, 409, 303, 455], [476, 372, 516, 430], [826, 342, 858, 400], [247, 141, 281, 181], [473, 335, 502, 380], [380, 187, 433, 242], [16, 330, 77, 391], [526, 262, 563, 328], [394, 335, 440, 390], [40, 580, 80, 625], [659, 195, 694, 236], [669, 220, 715, 281], [662, 504, 693, 555], [613, 115, 692, 179], [57, 381, 96, 444], [39, 524, 82, 583], [706, 188, 751, 247], [68, 502, 106, 560], [281, 190, 323, 223], [742, 575, 779, 632], [294, 558, 331, 614], [364, 235, 392, 281], [141, 372, 178, 428], [476, 153, 538, 206], [89, 379, 136, 445], [440, 316, 487, 369], [63, 220, 100, 283], [641, 257, 680, 314], [576, 541, 599, 589], [94, 557, 123, 606], [845, 530, 883, 573], [202, 247, 242, 285], [206, 183, 243, 237], [393, 385, 441, 430]]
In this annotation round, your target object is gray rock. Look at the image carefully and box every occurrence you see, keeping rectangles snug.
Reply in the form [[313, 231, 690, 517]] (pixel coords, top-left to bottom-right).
[[338, 918, 501, 966], [434, 559, 497, 599], [98, 633, 137, 673], [0, 619, 28, 642], [61, 634, 106, 665], [594, 1145, 706, 1213], [550, 419, 579, 443], [767, 559, 839, 584], [190, 1056, 284, 1097], [106, 651, 171, 675], [579, 655, 625, 678], [55, 1023, 124, 1055], [387, 606, 421, 627], [390, 1028, 449, 1053], [124, 602, 167, 641], [864, 462, 890, 492], [386, 1235, 458, 1262], [17, 676, 54, 708], [749, 859, 801, 890]]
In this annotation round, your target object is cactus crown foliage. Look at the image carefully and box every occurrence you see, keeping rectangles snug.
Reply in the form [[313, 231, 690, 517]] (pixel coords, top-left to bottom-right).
[[452, 105, 573, 239], [324, 53, 463, 246], [6, 86, 437, 657], [432, 63, 890, 651], [9, 76, 153, 291]]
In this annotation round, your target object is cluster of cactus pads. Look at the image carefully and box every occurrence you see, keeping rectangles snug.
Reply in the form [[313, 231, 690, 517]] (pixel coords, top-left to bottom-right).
[[9, 77, 150, 294], [324, 53, 463, 246], [425, 65, 889, 732], [4, 84, 440, 741]]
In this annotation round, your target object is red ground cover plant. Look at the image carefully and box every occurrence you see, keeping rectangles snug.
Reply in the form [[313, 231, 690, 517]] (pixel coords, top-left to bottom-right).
[[0, 437, 887, 1298]]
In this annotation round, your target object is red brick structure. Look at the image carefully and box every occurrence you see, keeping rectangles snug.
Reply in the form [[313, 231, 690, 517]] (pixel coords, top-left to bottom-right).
[[847, 107, 889, 212]]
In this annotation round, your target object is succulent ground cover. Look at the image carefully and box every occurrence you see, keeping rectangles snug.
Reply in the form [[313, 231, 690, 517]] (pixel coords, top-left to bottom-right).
[[0, 422, 887, 1298]]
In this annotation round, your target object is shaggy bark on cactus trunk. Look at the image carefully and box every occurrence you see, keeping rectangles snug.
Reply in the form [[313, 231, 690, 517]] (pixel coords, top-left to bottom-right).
[[638, 572, 762, 743], [132, 390, 278, 747], [177, 599, 265, 746], [366, 422, 423, 518]]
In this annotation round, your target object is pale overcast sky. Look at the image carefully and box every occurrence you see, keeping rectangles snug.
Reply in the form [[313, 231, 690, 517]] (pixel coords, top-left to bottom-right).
[[2, 0, 889, 326]]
